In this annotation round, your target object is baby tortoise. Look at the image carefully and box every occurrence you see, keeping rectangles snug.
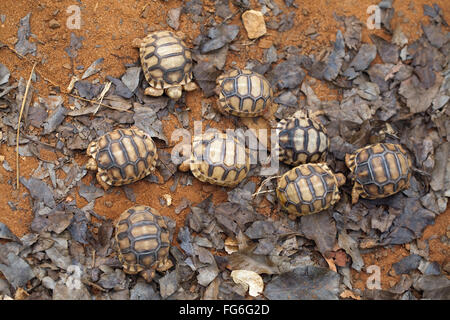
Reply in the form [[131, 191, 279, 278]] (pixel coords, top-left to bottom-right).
[[276, 163, 346, 216], [345, 143, 412, 204], [86, 128, 158, 190], [115, 205, 172, 281], [179, 131, 251, 187], [216, 68, 273, 118], [276, 112, 329, 166], [133, 30, 197, 100]]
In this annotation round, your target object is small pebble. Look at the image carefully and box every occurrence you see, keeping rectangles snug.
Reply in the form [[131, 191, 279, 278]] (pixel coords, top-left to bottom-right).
[[443, 262, 450, 274], [167, 7, 182, 30], [48, 19, 61, 29], [242, 10, 266, 39], [42, 276, 56, 290], [305, 26, 317, 36]]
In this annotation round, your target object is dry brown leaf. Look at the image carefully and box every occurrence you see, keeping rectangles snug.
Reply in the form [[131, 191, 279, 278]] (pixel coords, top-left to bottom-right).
[[340, 289, 361, 300], [384, 63, 403, 81], [231, 270, 264, 297], [324, 257, 337, 272], [14, 287, 30, 300], [224, 237, 239, 254]]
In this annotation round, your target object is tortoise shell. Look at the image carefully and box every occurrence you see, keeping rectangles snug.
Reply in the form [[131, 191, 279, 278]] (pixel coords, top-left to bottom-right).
[[139, 30, 193, 89], [115, 205, 170, 276], [216, 68, 272, 117], [345, 143, 412, 204], [87, 128, 158, 189], [276, 163, 344, 216], [188, 131, 251, 187], [276, 115, 329, 166]]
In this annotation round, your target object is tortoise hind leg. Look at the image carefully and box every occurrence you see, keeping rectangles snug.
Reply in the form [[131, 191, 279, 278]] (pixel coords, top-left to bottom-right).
[[156, 257, 173, 272]]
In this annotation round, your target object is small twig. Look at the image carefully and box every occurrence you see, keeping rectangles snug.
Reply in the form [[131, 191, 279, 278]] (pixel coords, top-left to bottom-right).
[[87, 209, 107, 221], [3, 44, 131, 113], [92, 249, 96, 269], [252, 189, 275, 196], [93, 81, 111, 114], [252, 175, 281, 197], [82, 279, 107, 292], [16, 62, 37, 190], [157, 158, 176, 176]]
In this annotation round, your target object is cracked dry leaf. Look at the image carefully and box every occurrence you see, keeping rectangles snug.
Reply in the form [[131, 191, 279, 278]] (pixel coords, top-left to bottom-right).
[[399, 74, 443, 114], [300, 211, 337, 255], [264, 265, 340, 300], [231, 270, 264, 297], [81, 58, 104, 80], [0, 252, 35, 289], [15, 13, 37, 56], [340, 289, 361, 300], [338, 231, 364, 271], [0, 222, 21, 243], [228, 250, 280, 275]]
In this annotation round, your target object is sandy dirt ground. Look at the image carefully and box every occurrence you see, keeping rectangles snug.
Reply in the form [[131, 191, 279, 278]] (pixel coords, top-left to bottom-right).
[[0, 0, 448, 292]]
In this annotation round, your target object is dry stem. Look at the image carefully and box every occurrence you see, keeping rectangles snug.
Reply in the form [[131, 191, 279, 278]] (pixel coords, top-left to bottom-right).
[[16, 62, 37, 190]]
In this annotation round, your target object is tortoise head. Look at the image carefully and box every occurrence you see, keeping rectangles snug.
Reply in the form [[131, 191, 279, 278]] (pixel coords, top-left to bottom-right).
[[85, 158, 98, 171], [131, 38, 143, 48], [140, 269, 156, 283], [178, 159, 191, 172], [344, 153, 356, 171], [166, 86, 182, 100]]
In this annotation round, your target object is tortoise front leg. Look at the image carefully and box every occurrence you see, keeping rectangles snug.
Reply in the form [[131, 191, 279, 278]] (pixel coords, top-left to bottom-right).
[[96, 172, 111, 190], [351, 182, 363, 204], [144, 86, 164, 97], [140, 269, 156, 283], [183, 81, 198, 92]]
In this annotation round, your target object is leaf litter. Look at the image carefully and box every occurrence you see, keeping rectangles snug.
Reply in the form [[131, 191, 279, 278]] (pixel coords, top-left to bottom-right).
[[0, 0, 448, 301]]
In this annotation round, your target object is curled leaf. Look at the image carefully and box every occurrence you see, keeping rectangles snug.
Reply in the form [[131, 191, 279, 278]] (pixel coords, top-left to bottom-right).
[[231, 270, 264, 297]]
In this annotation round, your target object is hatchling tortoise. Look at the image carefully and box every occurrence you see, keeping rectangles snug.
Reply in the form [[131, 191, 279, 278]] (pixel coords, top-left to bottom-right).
[[216, 68, 273, 117], [276, 112, 329, 166], [115, 205, 172, 281], [276, 163, 346, 216], [133, 30, 197, 100], [345, 143, 412, 204], [179, 130, 251, 187], [86, 128, 158, 190]]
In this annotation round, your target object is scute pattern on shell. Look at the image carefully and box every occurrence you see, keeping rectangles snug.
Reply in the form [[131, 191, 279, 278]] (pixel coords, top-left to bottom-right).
[[217, 68, 272, 117], [88, 128, 158, 187], [115, 205, 170, 274], [140, 30, 193, 89], [276, 116, 329, 166], [276, 163, 341, 216], [189, 131, 251, 187], [346, 143, 412, 202]]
